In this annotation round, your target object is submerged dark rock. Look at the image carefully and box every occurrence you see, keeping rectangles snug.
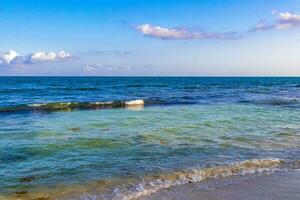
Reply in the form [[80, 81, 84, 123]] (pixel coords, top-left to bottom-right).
[[68, 127, 81, 132], [14, 190, 28, 196], [33, 197, 51, 200], [20, 176, 35, 183]]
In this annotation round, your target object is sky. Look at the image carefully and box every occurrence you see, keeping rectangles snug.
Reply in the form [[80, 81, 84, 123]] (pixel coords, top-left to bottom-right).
[[0, 0, 300, 76]]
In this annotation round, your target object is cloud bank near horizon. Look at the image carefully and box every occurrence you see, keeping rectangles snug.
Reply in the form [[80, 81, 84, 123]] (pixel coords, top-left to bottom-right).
[[0, 50, 73, 67]]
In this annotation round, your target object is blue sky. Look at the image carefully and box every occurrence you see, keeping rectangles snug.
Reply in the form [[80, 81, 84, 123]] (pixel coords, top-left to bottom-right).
[[0, 0, 300, 76]]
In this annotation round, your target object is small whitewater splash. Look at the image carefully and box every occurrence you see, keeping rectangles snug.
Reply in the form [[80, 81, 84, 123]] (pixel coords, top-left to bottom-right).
[[125, 100, 145, 106]]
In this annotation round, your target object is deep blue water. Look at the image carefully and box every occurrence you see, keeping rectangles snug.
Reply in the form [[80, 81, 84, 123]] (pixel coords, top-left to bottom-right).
[[0, 77, 299, 109]]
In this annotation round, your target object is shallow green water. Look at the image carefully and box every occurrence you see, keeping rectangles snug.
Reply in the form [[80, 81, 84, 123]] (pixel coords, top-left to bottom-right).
[[1, 104, 300, 198]]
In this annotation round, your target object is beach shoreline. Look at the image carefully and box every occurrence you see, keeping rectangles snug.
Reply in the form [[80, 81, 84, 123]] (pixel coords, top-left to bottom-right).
[[137, 170, 300, 200], [5, 170, 300, 200]]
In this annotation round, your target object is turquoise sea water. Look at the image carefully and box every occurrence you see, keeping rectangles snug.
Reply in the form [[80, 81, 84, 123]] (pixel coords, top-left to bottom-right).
[[0, 77, 299, 199]]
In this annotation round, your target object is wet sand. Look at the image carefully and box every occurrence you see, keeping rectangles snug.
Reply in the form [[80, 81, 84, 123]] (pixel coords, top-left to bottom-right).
[[137, 170, 300, 200]]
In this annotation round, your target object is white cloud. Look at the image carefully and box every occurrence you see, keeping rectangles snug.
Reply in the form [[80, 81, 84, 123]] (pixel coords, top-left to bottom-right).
[[0, 50, 20, 64], [251, 12, 300, 32], [0, 50, 73, 66], [137, 24, 194, 39], [83, 64, 127, 73], [279, 12, 300, 22], [29, 51, 56, 63], [277, 12, 300, 29], [57, 51, 72, 59], [136, 24, 240, 40], [137, 12, 300, 40], [86, 50, 131, 55], [28, 51, 72, 63], [83, 64, 97, 72]]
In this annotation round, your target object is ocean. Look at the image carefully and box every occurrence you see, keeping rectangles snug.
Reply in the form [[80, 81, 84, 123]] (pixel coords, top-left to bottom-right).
[[0, 77, 300, 200]]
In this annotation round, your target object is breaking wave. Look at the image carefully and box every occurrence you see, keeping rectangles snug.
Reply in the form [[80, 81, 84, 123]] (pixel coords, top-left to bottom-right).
[[0, 99, 146, 113]]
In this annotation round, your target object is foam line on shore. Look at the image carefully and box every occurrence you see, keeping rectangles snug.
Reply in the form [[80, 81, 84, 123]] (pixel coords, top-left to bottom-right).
[[113, 158, 284, 200], [2, 158, 299, 200]]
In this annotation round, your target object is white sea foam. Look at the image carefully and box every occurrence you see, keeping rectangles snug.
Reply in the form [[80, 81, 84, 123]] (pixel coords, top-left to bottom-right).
[[112, 158, 283, 200], [29, 103, 46, 107], [125, 100, 145, 106], [93, 101, 114, 105]]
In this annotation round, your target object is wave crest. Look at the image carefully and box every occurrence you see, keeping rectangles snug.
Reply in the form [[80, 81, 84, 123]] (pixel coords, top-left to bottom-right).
[[0, 99, 145, 113]]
